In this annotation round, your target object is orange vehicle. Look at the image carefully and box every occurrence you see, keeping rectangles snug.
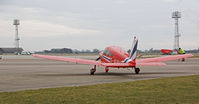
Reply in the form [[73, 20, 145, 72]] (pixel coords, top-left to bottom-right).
[[33, 37, 193, 75]]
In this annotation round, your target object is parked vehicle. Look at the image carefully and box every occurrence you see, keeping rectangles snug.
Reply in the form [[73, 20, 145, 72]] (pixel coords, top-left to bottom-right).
[[161, 49, 179, 55]]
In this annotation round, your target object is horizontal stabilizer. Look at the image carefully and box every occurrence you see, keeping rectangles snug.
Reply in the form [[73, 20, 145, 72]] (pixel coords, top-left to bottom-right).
[[101, 63, 135, 67]]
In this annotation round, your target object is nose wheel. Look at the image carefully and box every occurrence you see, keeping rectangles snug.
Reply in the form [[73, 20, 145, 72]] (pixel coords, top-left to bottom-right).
[[135, 67, 140, 74], [90, 65, 96, 75]]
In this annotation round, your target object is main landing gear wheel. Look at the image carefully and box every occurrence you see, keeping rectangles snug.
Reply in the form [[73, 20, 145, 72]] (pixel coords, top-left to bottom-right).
[[90, 65, 96, 75], [135, 68, 140, 74], [105, 67, 109, 73], [90, 68, 96, 75]]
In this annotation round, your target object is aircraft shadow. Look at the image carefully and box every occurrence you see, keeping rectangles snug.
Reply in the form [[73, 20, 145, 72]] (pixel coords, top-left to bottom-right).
[[140, 72, 188, 75], [37, 73, 132, 77], [36, 71, 188, 77]]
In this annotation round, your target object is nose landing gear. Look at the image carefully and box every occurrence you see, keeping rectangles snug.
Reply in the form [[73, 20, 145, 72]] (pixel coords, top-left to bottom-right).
[[90, 65, 96, 75]]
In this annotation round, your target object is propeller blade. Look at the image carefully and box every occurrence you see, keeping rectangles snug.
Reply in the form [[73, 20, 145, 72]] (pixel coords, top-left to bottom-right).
[[96, 57, 100, 61]]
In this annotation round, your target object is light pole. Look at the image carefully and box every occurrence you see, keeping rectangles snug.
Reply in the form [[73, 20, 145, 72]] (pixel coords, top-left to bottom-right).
[[172, 11, 181, 50], [13, 19, 20, 55]]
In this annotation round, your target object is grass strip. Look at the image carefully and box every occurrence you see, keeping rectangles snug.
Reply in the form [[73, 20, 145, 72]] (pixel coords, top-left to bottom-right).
[[0, 75, 199, 104]]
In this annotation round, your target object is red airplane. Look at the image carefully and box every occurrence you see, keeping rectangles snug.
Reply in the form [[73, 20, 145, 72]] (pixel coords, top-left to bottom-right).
[[33, 37, 193, 75]]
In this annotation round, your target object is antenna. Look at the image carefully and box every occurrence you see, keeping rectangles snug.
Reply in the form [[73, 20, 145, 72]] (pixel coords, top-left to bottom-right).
[[172, 11, 181, 50], [13, 19, 20, 55]]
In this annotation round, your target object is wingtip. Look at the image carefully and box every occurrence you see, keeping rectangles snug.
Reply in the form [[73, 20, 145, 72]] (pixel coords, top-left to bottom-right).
[[32, 54, 39, 57], [186, 54, 194, 57], [162, 63, 167, 66], [190, 54, 194, 57]]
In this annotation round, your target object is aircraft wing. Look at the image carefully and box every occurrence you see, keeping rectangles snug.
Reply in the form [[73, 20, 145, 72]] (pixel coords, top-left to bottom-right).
[[136, 62, 166, 66], [136, 54, 193, 63], [33, 54, 166, 67], [33, 54, 131, 67], [32, 54, 101, 65], [33, 54, 193, 67]]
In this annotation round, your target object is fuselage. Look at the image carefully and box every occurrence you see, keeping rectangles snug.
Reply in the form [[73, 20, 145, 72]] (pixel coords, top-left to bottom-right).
[[100, 46, 129, 63]]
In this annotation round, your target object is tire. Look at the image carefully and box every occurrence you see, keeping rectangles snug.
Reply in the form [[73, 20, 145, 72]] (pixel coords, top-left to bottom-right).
[[90, 68, 95, 75], [135, 68, 140, 74], [90, 72, 94, 75]]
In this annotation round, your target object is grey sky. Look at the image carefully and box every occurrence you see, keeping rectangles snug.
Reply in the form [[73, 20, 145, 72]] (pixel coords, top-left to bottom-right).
[[0, 0, 199, 51]]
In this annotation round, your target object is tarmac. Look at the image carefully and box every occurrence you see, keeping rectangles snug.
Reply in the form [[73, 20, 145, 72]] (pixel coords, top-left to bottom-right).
[[0, 55, 199, 92]]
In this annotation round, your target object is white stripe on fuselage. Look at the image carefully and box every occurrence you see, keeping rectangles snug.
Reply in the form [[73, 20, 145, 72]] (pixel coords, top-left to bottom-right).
[[102, 55, 111, 62]]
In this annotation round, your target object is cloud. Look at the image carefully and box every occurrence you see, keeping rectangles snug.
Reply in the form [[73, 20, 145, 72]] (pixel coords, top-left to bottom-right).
[[0, 20, 14, 37], [0, 5, 44, 19], [0, 19, 100, 37], [20, 20, 100, 37], [161, 0, 179, 3]]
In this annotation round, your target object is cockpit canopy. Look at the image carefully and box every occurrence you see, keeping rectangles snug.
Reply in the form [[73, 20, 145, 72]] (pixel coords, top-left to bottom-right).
[[103, 48, 113, 56]]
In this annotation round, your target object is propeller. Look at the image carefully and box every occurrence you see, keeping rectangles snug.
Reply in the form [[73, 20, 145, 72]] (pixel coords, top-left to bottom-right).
[[96, 57, 100, 61]]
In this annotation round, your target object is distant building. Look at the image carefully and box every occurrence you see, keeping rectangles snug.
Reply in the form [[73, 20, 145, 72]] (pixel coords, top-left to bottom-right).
[[50, 48, 73, 53], [0, 48, 3, 55], [0, 48, 23, 54]]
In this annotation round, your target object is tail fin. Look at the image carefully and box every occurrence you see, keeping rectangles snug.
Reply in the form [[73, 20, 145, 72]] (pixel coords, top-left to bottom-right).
[[123, 36, 138, 63]]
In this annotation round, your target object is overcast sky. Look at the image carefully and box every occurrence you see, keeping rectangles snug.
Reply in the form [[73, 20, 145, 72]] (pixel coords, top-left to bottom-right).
[[0, 0, 199, 51]]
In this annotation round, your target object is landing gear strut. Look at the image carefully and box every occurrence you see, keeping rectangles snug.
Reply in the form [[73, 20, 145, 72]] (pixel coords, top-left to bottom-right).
[[134, 67, 140, 74], [90, 65, 96, 75]]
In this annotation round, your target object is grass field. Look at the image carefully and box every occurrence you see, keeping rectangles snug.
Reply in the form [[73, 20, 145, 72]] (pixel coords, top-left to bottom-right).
[[0, 75, 199, 104]]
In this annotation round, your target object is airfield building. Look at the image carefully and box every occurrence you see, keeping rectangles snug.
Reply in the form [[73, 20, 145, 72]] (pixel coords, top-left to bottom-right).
[[0, 48, 23, 54], [50, 48, 73, 53]]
